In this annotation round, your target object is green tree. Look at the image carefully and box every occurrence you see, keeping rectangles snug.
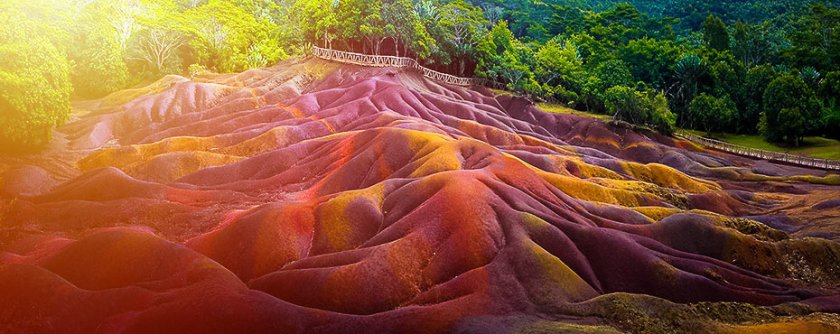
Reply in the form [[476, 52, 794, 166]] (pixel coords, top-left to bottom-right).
[[0, 4, 73, 151], [619, 37, 682, 88], [783, 4, 840, 71], [761, 74, 822, 145], [688, 94, 736, 134], [703, 50, 744, 107], [799, 66, 822, 89], [604, 85, 641, 121], [732, 21, 771, 67], [819, 71, 840, 139], [383, 0, 434, 58], [670, 54, 711, 127], [184, 0, 287, 72], [823, 105, 840, 140], [703, 15, 729, 52], [297, 0, 339, 49], [414, 0, 454, 65], [534, 37, 585, 98], [739, 65, 776, 133], [498, 48, 539, 94], [353, 0, 389, 55], [128, 0, 189, 75], [97, 0, 144, 52], [441, 0, 487, 75], [582, 59, 634, 112], [820, 71, 840, 105], [776, 108, 808, 146], [476, 20, 514, 79], [128, 28, 188, 75], [67, 9, 129, 98], [647, 90, 677, 135]]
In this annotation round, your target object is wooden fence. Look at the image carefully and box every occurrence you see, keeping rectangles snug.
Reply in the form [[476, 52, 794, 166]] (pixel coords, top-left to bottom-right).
[[312, 46, 503, 88], [676, 131, 840, 171]]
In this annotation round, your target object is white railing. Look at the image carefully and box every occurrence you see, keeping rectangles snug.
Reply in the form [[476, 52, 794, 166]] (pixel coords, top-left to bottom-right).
[[312, 46, 503, 88], [676, 131, 840, 171]]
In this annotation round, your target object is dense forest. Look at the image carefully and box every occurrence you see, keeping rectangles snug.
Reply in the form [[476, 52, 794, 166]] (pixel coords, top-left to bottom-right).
[[2, 0, 840, 150]]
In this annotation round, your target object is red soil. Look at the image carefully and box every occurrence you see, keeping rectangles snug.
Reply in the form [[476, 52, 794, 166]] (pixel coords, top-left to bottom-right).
[[1, 58, 840, 333]]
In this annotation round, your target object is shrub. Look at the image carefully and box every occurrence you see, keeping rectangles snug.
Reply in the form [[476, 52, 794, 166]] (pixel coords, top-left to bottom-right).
[[543, 83, 581, 108], [648, 92, 677, 135], [189, 63, 209, 77]]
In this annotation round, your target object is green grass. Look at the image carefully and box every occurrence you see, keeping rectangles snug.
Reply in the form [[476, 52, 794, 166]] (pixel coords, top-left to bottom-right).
[[686, 130, 840, 160], [537, 102, 840, 161], [537, 102, 613, 121], [489, 88, 514, 97]]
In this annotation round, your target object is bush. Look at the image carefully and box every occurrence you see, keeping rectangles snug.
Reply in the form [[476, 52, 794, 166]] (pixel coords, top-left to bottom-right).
[[648, 92, 677, 135], [0, 12, 72, 151], [189, 63, 209, 77], [542, 83, 581, 108], [605, 86, 676, 134], [604, 85, 638, 120]]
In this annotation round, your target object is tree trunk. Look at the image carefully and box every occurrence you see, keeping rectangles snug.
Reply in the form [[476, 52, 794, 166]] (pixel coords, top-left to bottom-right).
[[459, 58, 466, 76], [375, 38, 384, 56]]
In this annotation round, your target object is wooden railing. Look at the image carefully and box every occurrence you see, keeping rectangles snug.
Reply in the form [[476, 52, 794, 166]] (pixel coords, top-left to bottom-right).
[[676, 131, 840, 171], [312, 46, 503, 88]]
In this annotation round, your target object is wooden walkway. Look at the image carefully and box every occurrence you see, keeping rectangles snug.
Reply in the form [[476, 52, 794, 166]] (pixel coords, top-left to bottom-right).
[[676, 131, 840, 171], [312, 46, 503, 88]]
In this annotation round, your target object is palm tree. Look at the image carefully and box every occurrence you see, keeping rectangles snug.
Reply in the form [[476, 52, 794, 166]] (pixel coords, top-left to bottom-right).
[[800, 66, 821, 87], [669, 54, 709, 128]]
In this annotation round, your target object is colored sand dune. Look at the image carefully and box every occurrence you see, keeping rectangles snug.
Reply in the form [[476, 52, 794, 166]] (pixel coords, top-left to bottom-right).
[[2, 58, 840, 333]]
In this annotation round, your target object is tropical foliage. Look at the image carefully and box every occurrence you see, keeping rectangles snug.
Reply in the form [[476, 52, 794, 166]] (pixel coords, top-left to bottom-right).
[[2, 0, 840, 149]]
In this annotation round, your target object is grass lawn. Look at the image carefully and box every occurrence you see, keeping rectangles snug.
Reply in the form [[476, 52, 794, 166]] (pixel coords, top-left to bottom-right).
[[686, 130, 840, 160], [537, 102, 613, 121]]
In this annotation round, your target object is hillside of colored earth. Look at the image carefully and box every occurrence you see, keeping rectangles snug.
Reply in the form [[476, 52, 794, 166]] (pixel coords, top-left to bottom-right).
[[2, 58, 840, 333]]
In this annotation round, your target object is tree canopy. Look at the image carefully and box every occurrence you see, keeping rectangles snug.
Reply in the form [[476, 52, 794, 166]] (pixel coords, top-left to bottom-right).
[[2, 0, 840, 149]]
